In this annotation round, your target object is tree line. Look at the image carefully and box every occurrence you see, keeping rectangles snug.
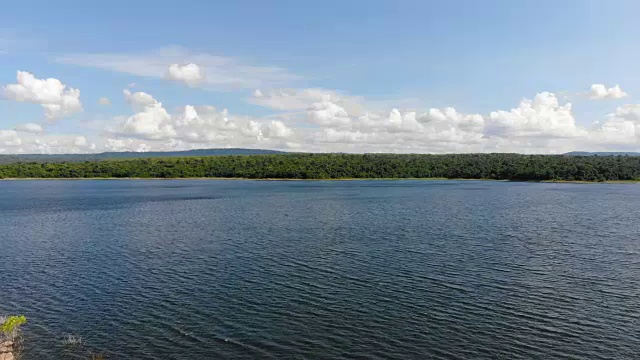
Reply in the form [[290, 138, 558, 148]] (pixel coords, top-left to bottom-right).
[[0, 153, 638, 181]]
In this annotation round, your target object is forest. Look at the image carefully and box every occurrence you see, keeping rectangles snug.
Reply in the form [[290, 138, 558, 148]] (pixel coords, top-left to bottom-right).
[[0, 153, 638, 181]]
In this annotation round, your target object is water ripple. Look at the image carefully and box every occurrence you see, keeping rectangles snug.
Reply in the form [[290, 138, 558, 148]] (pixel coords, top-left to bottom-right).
[[0, 180, 639, 359]]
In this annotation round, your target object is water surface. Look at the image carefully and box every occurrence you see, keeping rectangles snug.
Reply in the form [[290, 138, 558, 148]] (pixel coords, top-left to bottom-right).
[[1, 180, 639, 359]]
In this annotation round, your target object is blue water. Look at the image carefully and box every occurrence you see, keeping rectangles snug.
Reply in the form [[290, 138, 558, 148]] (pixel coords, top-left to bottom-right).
[[0, 180, 639, 359]]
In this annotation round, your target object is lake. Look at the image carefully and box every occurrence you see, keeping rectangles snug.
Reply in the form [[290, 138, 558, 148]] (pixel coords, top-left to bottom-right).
[[0, 180, 639, 359]]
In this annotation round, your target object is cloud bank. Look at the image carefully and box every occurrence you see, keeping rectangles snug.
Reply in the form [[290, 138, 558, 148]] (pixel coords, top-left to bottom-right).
[[2, 86, 637, 155], [0, 63, 636, 154]]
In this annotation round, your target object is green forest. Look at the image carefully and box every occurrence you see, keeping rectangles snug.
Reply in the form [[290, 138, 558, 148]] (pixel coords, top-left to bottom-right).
[[0, 153, 638, 181]]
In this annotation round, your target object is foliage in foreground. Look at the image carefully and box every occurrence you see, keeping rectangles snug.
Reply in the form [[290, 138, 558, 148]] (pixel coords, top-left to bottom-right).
[[1, 315, 27, 359], [1, 315, 26, 342], [0, 153, 638, 181], [0, 316, 105, 359]]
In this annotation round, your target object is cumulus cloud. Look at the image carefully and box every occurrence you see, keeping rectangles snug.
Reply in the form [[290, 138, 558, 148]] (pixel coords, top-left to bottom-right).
[[0, 130, 98, 154], [306, 102, 487, 153], [0, 130, 21, 147], [417, 108, 485, 145], [387, 109, 422, 133], [120, 108, 175, 140], [106, 89, 298, 150], [241, 121, 264, 140], [73, 136, 87, 147], [98, 97, 111, 105], [118, 89, 177, 140], [487, 92, 586, 138], [15, 123, 43, 133], [2, 71, 83, 121], [165, 63, 203, 87], [72, 136, 96, 151], [2, 86, 638, 155], [123, 89, 159, 109], [265, 120, 294, 139], [295, 90, 636, 154], [308, 97, 352, 127], [315, 128, 368, 144], [54, 47, 301, 90], [589, 104, 639, 146], [588, 84, 628, 100]]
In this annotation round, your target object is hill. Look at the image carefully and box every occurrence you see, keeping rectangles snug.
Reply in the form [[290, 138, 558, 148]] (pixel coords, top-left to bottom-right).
[[0, 148, 286, 164], [565, 151, 640, 156]]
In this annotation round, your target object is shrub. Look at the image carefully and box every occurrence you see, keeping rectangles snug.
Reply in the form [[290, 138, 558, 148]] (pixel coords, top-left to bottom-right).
[[1, 315, 27, 341]]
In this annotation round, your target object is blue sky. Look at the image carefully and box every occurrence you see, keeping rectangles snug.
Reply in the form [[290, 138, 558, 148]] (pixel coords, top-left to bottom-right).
[[0, 0, 638, 153]]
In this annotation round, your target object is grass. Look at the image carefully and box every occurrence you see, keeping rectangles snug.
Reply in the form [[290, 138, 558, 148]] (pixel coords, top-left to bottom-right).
[[0, 315, 26, 360]]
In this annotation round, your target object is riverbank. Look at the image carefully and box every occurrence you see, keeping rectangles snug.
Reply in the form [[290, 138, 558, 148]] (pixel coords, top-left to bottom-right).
[[0, 177, 638, 183]]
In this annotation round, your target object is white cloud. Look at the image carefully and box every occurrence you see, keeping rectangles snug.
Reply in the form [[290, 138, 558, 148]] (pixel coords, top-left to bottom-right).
[[73, 136, 87, 147], [417, 108, 485, 145], [120, 101, 175, 140], [0, 130, 21, 147], [588, 84, 628, 100], [15, 123, 43, 133], [2, 71, 83, 121], [1, 85, 638, 155], [265, 120, 294, 139], [123, 89, 158, 109], [0, 131, 97, 154], [73, 136, 96, 151], [250, 88, 335, 110], [249, 88, 367, 116], [307, 103, 487, 153], [118, 89, 176, 140], [387, 109, 422, 133], [241, 121, 264, 140], [165, 63, 203, 87], [308, 97, 352, 127], [589, 104, 639, 146], [98, 97, 111, 105], [55, 47, 301, 90], [107, 89, 298, 149], [487, 92, 586, 138], [105, 138, 128, 152], [315, 128, 368, 144]]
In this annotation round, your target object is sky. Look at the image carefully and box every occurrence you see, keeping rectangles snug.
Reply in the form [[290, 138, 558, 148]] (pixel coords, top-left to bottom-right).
[[0, 0, 639, 154]]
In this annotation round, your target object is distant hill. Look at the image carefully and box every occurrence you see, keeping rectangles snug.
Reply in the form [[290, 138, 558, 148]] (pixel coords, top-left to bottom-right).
[[0, 148, 286, 164], [565, 151, 640, 156]]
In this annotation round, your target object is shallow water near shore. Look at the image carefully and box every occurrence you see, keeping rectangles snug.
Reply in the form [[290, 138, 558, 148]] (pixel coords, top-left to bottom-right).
[[1, 180, 639, 359]]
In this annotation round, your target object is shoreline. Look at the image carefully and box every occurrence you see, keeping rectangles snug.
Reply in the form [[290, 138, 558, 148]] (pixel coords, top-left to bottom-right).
[[0, 177, 637, 184]]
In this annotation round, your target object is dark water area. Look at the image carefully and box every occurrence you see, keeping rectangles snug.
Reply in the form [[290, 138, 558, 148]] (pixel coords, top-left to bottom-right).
[[0, 180, 639, 359]]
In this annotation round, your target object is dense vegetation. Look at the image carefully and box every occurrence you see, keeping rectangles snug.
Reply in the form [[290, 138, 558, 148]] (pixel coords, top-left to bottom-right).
[[0, 153, 638, 181]]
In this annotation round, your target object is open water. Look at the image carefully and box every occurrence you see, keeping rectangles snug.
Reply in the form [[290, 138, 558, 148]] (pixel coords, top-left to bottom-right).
[[0, 180, 638, 359]]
